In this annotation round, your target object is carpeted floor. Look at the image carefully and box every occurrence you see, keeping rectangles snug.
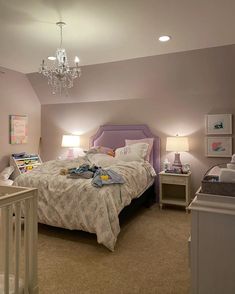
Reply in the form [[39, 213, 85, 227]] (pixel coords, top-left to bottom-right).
[[37, 205, 190, 294]]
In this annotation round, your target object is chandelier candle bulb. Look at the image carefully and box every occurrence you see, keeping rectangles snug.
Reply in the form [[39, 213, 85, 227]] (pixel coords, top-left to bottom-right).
[[75, 56, 80, 64]]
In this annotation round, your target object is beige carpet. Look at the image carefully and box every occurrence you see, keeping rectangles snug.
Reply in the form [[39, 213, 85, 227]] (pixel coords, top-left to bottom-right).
[[37, 205, 190, 294]]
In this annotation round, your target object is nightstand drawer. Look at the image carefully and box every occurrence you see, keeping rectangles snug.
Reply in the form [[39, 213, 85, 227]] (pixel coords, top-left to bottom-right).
[[161, 175, 186, 185]]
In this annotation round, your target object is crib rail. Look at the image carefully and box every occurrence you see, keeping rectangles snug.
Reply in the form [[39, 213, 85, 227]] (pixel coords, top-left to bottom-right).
[[0, 186, 38, 294]]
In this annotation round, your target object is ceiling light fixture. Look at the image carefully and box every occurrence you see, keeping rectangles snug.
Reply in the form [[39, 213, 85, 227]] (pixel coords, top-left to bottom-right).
[[47, 56, 56, 61], [39, 21, 81, 95], [159, 35, 171, 42]]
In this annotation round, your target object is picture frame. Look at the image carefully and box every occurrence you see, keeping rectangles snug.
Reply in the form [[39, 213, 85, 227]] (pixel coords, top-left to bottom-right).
[[205, 136, 232, 157], [9, 115, 28, 144], [206, 114, 232, 135]]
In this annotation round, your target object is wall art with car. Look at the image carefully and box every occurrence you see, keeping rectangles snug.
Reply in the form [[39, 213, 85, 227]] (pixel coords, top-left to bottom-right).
[[205, 114, 233, 157]]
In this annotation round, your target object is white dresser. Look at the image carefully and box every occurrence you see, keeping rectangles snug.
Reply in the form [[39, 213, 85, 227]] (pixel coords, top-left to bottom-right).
[[189, 190, 235, 294]]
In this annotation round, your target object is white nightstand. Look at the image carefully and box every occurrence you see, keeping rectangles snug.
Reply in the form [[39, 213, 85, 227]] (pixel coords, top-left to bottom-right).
[[159, 171, 191, 210]]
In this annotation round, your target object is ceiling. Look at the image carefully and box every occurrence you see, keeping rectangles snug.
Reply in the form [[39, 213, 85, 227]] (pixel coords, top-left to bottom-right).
[[0, 0, 235, 74]]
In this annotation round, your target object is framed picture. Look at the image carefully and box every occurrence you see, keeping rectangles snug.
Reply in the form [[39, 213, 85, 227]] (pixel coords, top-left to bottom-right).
[[206, 114, 232, 135], [10, 115, 28, 144], [205, 137, 232, 157]]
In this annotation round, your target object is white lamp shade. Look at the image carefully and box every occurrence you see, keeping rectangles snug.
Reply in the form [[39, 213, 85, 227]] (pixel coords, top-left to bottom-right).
[[61, 135, 80, 148], [166, 136, 189, 152]]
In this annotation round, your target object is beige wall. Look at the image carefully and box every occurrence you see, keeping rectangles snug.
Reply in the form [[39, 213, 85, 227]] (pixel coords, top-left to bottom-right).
[[34, 45, 235, 194], [0, 66, 41, 171]]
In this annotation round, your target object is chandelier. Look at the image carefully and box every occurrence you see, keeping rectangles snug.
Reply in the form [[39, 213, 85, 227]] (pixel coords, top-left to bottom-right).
[[39, 21, 81, 95]]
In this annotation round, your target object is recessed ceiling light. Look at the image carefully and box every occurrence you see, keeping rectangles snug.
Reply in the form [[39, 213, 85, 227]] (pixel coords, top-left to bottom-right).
[[159, 35, 171, 42], [48, 56, 56, 61]]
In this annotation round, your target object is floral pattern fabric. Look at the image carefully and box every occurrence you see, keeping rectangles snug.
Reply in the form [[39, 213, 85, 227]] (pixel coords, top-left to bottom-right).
[[14, 157, 155, 251]]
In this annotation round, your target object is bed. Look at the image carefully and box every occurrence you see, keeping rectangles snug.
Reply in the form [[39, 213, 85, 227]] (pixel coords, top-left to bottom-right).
[[14, 125, 160, 251]]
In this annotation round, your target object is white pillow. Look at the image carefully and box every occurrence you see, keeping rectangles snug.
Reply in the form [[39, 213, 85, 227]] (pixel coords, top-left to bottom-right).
[[87, 153, 118, 167], [115, 143, 149, 160], [0, 166, 14, 180], [125, 138, 154, 161], [116, 154, 143, 162]]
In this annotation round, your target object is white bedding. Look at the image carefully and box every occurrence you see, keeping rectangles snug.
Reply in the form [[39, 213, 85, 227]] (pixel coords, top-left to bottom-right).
[[14, 156, 156, 251]]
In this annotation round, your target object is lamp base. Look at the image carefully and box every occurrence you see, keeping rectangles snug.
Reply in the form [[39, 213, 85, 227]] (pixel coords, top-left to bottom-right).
[[67, 148, 74, 160], [172, 152, 182, 168]]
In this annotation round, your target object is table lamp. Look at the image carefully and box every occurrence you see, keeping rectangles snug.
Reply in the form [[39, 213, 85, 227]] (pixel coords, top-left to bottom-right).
[[166, 135, 189, 168], [61, 135, 80, 159]]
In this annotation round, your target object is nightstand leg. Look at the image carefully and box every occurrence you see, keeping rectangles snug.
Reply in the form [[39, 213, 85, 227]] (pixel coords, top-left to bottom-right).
[[160, 203, 163, 209]]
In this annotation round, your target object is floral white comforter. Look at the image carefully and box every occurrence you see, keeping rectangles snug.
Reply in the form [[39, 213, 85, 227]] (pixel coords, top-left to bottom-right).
[[14, 157, 156, 251]]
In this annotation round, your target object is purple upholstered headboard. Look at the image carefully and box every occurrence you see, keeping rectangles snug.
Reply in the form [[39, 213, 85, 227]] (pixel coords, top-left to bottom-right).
[[90, 125, 160, 200]]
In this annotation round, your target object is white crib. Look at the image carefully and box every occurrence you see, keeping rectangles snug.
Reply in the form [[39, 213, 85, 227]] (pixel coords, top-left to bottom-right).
[[0, 186, 38, 294]]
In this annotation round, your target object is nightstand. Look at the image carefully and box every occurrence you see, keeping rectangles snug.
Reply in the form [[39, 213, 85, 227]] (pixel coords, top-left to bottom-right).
[[159, 171, 191, 210]]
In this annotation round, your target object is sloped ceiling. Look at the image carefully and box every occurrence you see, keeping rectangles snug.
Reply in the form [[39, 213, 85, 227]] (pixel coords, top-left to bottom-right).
[[0, 0, 235, 73]]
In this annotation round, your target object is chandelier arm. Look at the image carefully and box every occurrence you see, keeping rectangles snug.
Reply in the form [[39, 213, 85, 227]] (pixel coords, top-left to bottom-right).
[[60, 24, 63, 48]]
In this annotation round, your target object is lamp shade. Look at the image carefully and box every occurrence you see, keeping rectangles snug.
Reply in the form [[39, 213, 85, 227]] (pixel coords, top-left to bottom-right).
[[166, 136, 189, 152], [61, 135, 80, 148]]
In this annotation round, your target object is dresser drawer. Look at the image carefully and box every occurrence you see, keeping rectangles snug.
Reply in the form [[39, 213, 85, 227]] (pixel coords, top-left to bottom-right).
[[161, 175, 186, 185]]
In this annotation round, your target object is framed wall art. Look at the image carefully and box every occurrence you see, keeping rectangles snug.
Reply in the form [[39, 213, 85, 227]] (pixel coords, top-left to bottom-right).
[[205, 136, 232, 157], [10, 115, 28, 144], [206, 114, 232, 135]]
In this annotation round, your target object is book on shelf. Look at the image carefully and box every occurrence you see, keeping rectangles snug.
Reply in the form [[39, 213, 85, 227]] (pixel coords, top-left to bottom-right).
[[10, 153, 42, 177]]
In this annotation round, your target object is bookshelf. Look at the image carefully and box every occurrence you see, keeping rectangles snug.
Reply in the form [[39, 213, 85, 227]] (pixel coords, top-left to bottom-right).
[[10, 154, 42, 178]]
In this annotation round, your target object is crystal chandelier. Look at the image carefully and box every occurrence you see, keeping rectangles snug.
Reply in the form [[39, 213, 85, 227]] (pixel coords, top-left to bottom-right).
[[39, 21, 81, 95]]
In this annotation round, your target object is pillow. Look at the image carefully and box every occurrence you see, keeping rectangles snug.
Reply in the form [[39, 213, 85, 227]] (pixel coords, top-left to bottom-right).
[[87, 153, 118, 167], [0, 166, 14, 180], [116, 154, 143, 162], [125, 138, 154, 161], [115, 143, 149, 160], [86, 146, 115, 157]]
